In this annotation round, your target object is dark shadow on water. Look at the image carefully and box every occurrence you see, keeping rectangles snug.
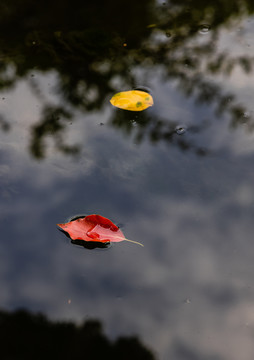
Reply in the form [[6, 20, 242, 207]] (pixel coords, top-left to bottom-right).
[[0, 0, 254, 157], [0, 308, 155, 359], [58, 227, 110, 249], [71, 239, 110, 249]]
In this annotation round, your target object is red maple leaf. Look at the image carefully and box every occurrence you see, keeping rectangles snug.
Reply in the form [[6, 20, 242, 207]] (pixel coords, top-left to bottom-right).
[[57, 214, 143, 246]]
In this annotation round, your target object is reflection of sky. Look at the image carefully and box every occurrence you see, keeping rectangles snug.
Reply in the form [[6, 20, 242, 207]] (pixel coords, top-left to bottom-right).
[[1, 17, 254, 360]]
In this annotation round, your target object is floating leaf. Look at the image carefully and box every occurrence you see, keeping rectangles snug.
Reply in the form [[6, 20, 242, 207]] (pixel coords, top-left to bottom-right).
[[57, 214, 143, 247], [110, 90, 154, 111]]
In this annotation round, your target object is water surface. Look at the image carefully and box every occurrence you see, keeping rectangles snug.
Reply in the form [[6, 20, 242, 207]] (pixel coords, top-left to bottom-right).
[[1, 1, 254, 359]]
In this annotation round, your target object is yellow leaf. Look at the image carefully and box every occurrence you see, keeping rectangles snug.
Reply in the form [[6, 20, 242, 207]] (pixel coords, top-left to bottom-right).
[[110, 90, 154, 111]]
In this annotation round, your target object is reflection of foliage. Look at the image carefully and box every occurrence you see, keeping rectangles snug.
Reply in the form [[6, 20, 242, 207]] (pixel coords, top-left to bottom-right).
[[0, 309, 155, 359], [0, 113, 10, 132], [29, 106, 79, 159], [111, 109, 209, 156], [0, 0, 254, 157]]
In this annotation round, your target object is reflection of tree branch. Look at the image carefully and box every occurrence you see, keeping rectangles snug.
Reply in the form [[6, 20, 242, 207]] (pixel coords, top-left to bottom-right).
[[0, 113, 10, 132], [110, 109, 210, 156], [29, 106, 80, 159]]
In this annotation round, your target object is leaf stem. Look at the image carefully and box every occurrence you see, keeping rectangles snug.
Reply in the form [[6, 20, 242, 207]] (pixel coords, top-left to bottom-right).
[[124, 239, 144, 247], [95, 235, 144, 247]]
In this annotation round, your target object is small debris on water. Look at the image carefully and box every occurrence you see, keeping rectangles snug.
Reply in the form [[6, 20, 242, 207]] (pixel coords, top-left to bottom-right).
[[130, 120, 138, 126], [198, 24, 211, 34], [175, 125, 187, 135]]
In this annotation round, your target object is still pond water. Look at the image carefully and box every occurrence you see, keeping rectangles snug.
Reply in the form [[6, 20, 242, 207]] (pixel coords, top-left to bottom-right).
[[1, 1, 254, 359]]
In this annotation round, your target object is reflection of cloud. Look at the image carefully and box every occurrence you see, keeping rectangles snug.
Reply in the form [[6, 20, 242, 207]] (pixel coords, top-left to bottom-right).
[[1, 119, 254, 360], [2, 20, 254, 360]]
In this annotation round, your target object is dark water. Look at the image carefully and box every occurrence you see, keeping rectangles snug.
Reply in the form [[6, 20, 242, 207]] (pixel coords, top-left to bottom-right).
[[1, 1, 254, 359]]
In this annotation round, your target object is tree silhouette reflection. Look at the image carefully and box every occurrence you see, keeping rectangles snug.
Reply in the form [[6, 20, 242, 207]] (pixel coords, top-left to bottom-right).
[[0, 0, 253, 157], [0, 309, 155, 359], [29, 105, 80, 159]]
